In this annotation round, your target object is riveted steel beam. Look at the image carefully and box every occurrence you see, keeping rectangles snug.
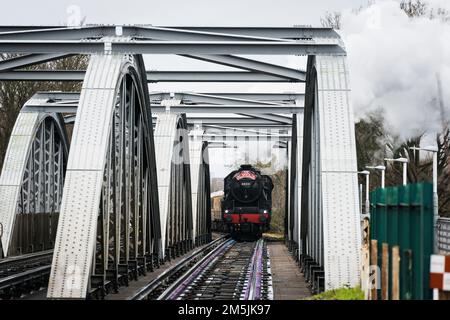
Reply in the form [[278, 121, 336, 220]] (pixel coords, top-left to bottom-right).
[[0, 25, 341, 41], [152, 104, 300, 114], [0, 40, 345, 55], [146, 71, 294, 82], [24, 103, 300, 114], [27, 91, 302, 104], [63, 115, 293, 127], [0, 70, 297, 82], [182, 54, 306, 81], [151, 92, 286, 106], [160, 26, 341, 40], [0, 25, 288, 42], [149, 92, 304, 102], [198, 134, 291, 142]]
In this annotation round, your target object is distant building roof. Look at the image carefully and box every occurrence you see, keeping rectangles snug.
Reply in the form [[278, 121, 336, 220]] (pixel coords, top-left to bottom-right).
[[210, 190, 224, 198]]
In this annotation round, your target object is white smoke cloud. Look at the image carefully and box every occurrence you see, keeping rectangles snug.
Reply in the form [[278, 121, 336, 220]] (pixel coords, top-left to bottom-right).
[[341, 0, 450, 140]]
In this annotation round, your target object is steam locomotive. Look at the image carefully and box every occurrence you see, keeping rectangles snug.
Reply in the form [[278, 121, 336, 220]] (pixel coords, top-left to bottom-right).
[[221, 165, 274, 239]]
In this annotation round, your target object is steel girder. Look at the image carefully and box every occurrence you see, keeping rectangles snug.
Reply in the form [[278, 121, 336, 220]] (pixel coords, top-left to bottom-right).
[[0, 26, 339, 83], [181, 54, 305, 81], [23, 91, 301, 106], [152, 105, 300, 114], [198, 135, 291, 142], [149, 92, 303, 103], [23, 102, 301, 114], [0, 25, 293, 42], [20, 92, 295, 130], [0, 26, 341, 40], [0, 70, 299, 82], [157, 26, 342, 40], [47, 53, 161, 299], [66, 115, 293, 128], [0, 26, 341, 41], [153, 113, 193, 260], [151, 92, 301, 107], [147, 71, 294, 82], [0, 41, 345, 55], [189, 132, 212, 246], [298, 56, 361, 290], [0, 108, 68, 257]]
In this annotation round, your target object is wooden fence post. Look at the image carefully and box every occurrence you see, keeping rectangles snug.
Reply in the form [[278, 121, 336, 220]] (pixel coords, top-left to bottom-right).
[[382, 243, 389, 300], [361, 218, 370, 299], [370, 239, 378, 300], [392, 246, 400, 300]]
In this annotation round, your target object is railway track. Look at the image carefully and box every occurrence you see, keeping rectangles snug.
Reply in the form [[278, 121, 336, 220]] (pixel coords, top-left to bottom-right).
[[0, 236, 229, 300], [149, 238, 272, 300], [0, 250, 53, 299], [0, 235, 273, 301]]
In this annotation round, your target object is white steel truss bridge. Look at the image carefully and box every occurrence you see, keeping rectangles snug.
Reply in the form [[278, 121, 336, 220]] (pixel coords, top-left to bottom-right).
[[0, 25, 361, 298]]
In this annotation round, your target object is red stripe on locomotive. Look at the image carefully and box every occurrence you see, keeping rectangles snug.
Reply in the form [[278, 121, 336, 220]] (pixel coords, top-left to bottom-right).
[[223, 213, 271, 225]]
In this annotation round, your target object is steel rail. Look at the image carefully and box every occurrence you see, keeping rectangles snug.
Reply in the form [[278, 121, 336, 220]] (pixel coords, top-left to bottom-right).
[[158, 239, 236, 300], [0, 251, 53, 299], [0, 250, 53, 269], [130, 235, 229, 300], [0, 265, 51, 292], [242, 239, 264, 300]]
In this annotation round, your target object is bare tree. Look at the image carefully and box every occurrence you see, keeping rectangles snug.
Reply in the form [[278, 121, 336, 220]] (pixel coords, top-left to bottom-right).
[[400, 0, 450, 22], [0, 55, 88, 171], [321, 11, 342, 30], [400, 0, 428, 17]]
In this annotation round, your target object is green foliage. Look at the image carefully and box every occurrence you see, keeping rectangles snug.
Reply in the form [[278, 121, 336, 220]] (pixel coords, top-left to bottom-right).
[[269, 208, 284, 233], [355, 109, 386, 173], [306, 287, 365, 300], [251, 160, 286, 234]]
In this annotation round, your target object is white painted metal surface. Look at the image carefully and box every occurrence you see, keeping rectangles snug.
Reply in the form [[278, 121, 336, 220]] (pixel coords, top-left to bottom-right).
[[0, 110, 64, 255], [295, 111, 304, 258], [0, 112, 38, 254], [315, 55, 362, 289], [153, 112, 193, 258], [47, 54, 128, 299], [154, 113, 178, 258], [189, 130, 204, 241]]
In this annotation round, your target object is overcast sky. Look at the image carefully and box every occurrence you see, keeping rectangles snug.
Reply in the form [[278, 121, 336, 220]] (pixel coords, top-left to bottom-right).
[[0, 0, 368, 26], [0, 0, 376, 178]]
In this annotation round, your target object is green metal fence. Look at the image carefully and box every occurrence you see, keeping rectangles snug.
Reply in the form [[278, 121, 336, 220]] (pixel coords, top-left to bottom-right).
[[370, 183, 433, 300]]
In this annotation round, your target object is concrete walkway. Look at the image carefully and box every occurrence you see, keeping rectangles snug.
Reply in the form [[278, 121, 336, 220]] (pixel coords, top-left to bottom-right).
[[267, 242, 312, 300]]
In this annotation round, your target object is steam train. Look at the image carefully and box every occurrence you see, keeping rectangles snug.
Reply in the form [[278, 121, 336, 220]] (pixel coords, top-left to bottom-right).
[[221, 165, 274, 239]]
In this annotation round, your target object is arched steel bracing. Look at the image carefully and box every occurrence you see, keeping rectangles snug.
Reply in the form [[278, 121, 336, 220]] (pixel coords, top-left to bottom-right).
[[0, 109, 68, 257], [287, 113, 304, 257], [189, 131, 212, 247], [47, 53, 161, 299], [297, 55, 361, 291], [154, 113, 193, 260]]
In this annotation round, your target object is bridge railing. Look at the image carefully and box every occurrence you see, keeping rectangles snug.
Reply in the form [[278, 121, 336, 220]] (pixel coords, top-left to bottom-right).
[[437, 217, 450, 255]]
